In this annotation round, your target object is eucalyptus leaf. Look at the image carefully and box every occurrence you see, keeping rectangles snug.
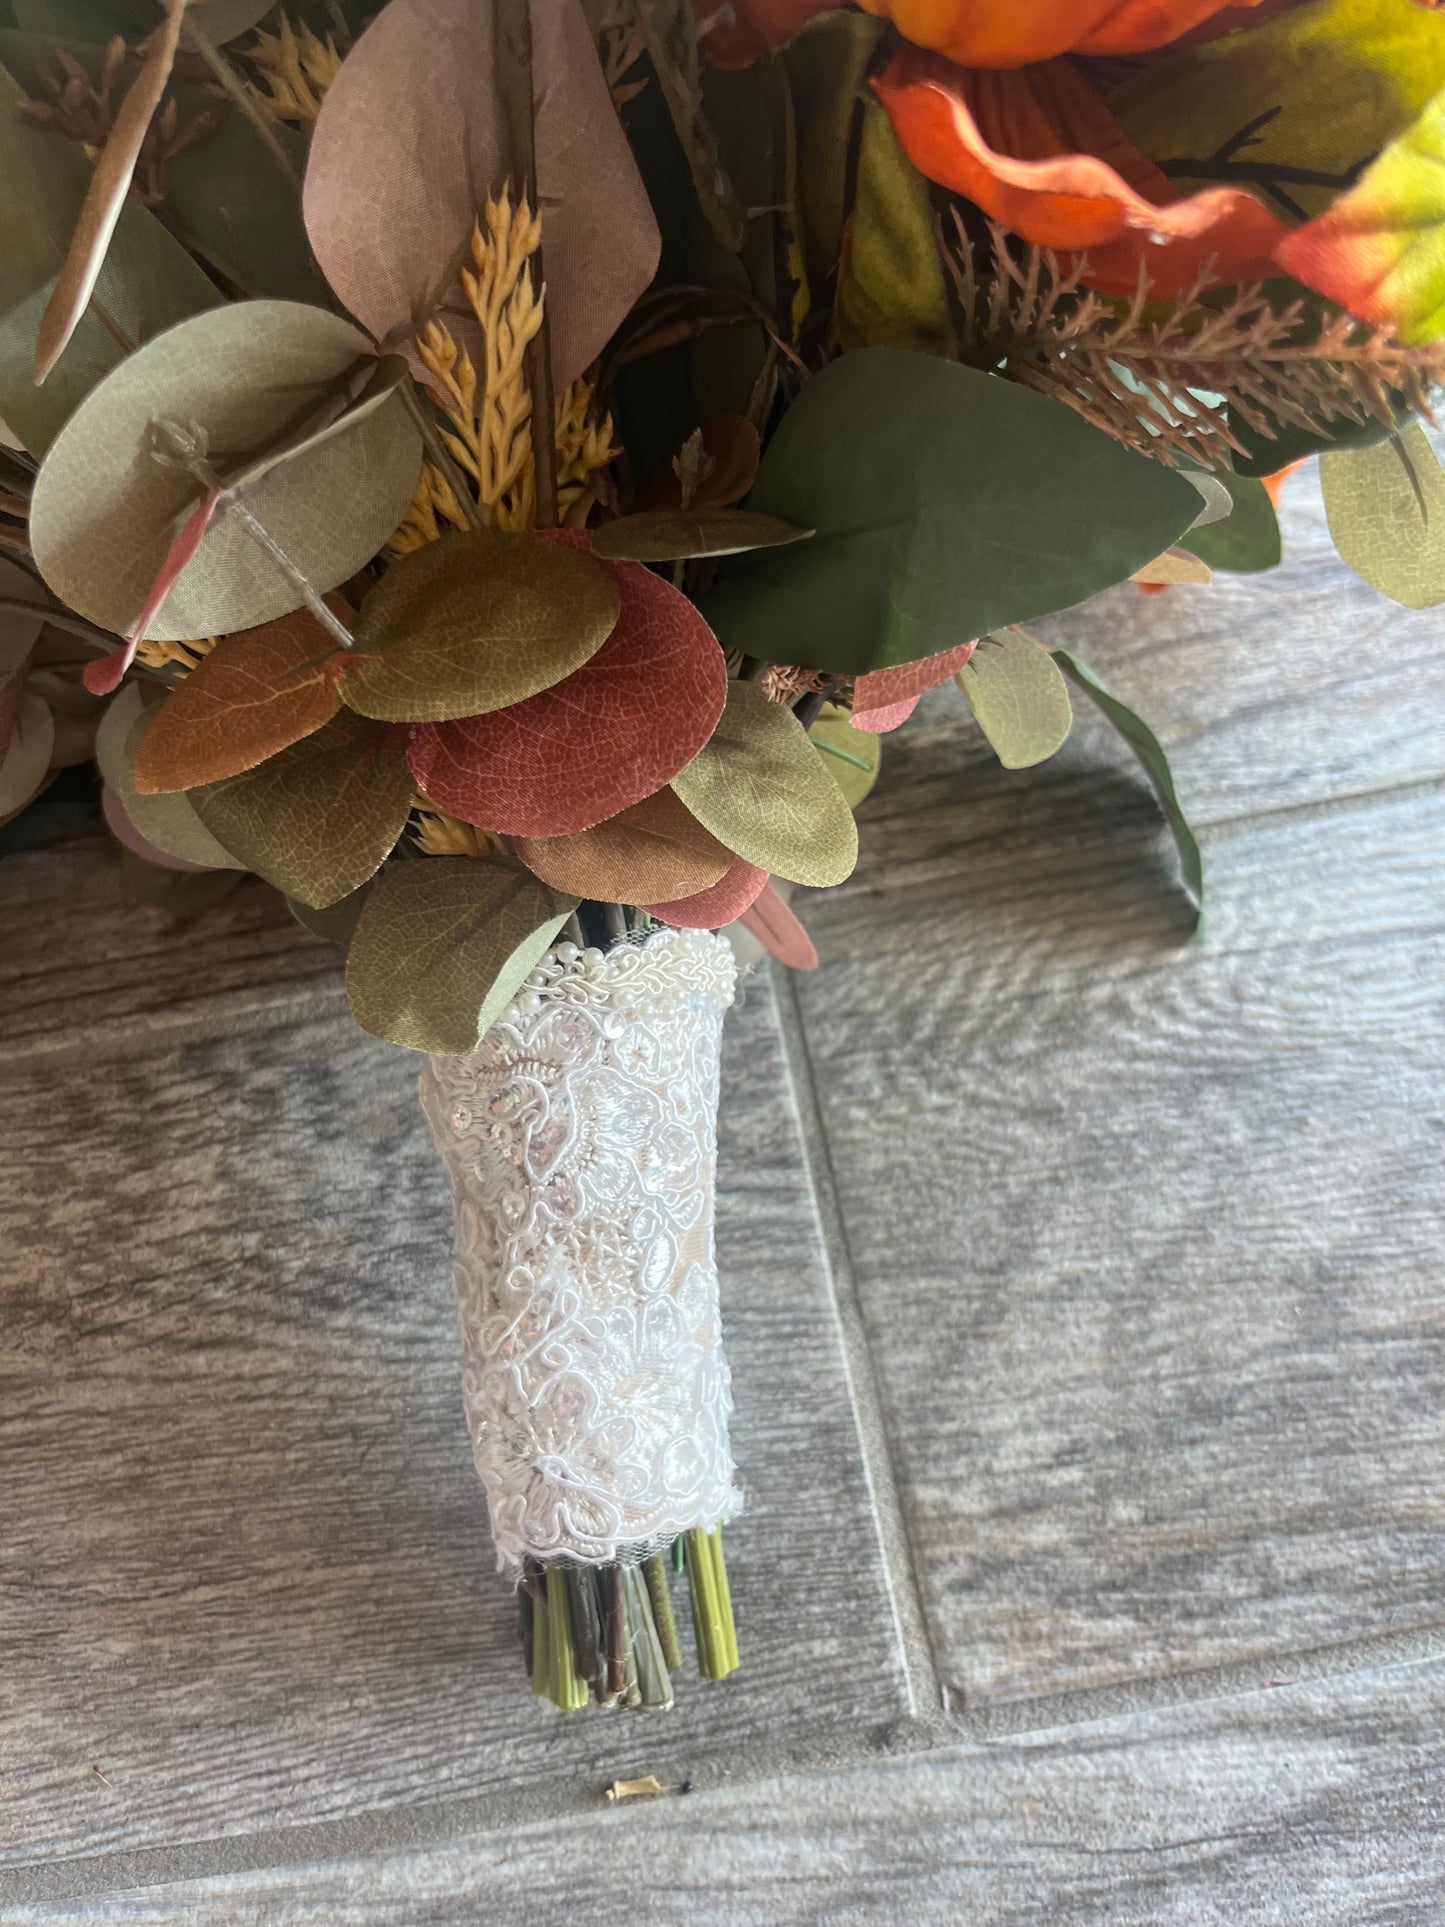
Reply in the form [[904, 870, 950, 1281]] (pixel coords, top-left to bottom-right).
[[0, 689, 54, 814], [1053, 647, 1203, 908], [591, 509, 811, 564], [956, 631, 1073, 770], [118, 846, 246, 914], [190, 709, 413, 908], [345, 858, 578, 1055], [28, 300, 421, 641], [809, 701, 881, 811], [701, 349, 1201, 674], [343, 529, 621, 724], [288, 884, 369, 945], [1180, 468, 1281, 573], [671, 680, 857, 888], [115, 705, 248, 868], [1321, 422, 1445, 608], [0, 61, 220, 456]]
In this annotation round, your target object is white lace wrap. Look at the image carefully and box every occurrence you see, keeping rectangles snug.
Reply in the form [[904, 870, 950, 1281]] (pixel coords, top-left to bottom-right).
[[419, 928, 744, 1571]]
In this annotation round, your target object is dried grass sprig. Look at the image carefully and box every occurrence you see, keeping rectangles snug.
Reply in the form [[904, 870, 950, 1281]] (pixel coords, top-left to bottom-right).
[[946, 218, 1445, 468], [389, 190, 620, 553], [582, 0, 649, 107], [133, 634, 218, 674], [411, 806, 504, 860], [243, 16, 341, 126]]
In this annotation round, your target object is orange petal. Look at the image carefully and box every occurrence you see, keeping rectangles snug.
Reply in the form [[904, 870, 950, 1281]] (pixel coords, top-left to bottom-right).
[[875, 50, 1288, 299], [706, 0, 1293, 68]]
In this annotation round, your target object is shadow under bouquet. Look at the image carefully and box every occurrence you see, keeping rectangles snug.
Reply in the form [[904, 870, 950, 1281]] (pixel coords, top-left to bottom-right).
[[1, 0, 1442, 1709]]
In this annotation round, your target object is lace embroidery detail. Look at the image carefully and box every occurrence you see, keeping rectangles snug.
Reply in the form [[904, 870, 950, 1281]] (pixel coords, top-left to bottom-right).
[[419, 927, 742, 1569]]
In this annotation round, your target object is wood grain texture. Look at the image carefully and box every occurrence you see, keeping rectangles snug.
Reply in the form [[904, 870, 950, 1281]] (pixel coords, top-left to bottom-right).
[[11, 1660, 1445, 1923], [792, 785, 1445, 1703], [0, 833, 340, 1058], [0, 973, 908, 1870]]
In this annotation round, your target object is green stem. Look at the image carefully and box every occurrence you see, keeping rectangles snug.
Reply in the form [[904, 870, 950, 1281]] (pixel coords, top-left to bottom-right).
[[547, 1564, 589, 1711], [643, 1554, 683, 1671], [529, 1573, 551, 1698]]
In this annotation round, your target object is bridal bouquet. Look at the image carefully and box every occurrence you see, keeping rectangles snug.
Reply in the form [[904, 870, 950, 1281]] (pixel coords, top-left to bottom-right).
[[1, 0, 1441, 1710]]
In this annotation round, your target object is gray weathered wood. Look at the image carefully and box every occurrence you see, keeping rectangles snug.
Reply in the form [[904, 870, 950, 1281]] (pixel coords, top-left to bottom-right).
[[11, 1660, 1445, 1923], [0, 921, 908, 1868], [792, 783, 1445, 1703]]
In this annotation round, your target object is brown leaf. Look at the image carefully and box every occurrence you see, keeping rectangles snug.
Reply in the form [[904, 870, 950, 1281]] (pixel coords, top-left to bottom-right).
[[303, 0, 660, 392], [739, 882, 817, 970], [190, 709, 412, 908], [644, 417, 761, 510], [641, 854, 768, 929], [515, 788, 732, 904], [35, 0, 192, 383], [1129, 546, 1214, 586], [134, 605, 347, 794]]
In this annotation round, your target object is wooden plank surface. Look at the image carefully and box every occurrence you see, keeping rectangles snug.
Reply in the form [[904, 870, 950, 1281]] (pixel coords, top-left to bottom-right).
[[11, 1659, 1445, 1923], [1, 911, 909, 1869], [793, 758, 1445, 1703]]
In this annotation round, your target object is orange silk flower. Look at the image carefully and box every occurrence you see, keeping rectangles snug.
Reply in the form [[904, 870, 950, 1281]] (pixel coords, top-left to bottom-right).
[[697, 0, 1323, 302]]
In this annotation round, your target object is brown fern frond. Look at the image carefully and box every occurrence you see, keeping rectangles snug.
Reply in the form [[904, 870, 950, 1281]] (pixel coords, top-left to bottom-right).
[[945, 218, 1445, 469]]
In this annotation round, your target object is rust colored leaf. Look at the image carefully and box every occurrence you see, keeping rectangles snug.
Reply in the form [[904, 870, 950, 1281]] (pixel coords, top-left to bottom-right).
[[408, 538, 727, 837], [739, 882, 818, 970], [515, 788, 732, 905], [852, 637, 977, 733], [134, 605, 347, 794], [641, 855, 769, 929], [36, 0, 193, 383]]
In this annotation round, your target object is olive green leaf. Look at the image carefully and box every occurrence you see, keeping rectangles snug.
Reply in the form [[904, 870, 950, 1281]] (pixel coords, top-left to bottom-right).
[[1180, 469, 1282, 573], [591, 508, 812, 563], [0, 61, 220, 457], [671, 680, 858, 887], [809, 701, 881, 810], [118, 847, 245, 915], [190, 710, 413, 909], [701, 348, 1201, 674], [1321, 422, 1445, 608], [27, 300, 421, 642], [345, 858, 578, 1054], [288, 886, 370, 946], [342, 529, 621, 723], [1053, 647, 1203, 908], [837, 94, 955, 358], [956, 631, 1073, 770]]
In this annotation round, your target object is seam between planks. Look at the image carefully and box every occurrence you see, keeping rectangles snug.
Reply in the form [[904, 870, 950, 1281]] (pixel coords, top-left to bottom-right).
[[772, 963, 951, 1722]]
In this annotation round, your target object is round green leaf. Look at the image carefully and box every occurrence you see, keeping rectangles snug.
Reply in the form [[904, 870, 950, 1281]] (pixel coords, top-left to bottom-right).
[[956, 631, 1073, 770], [591, 509, 812, 564], [1322, 421, 1445, 609], [342, 528, 621, 723], [28, 301, 422, 642], [671, 681, 858, 888], [700, 348, 1201, 675], [190, 709, 413, 908], [809, 701, 881, 810], [345, 858, 578, 1054], [0, 689, 54, 817]]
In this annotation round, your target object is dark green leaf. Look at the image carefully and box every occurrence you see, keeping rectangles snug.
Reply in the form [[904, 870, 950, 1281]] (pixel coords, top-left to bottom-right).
[[288, 884, 369, 945], [701, 349, 1201, 674], [118, 846, 246, 915], [1052, 647, 1203, 909], [1179, 468, 1281, 572]]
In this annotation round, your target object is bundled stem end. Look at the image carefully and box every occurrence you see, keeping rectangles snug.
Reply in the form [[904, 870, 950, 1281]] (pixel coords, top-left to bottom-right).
[[521, 1530, 739, 1711]]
